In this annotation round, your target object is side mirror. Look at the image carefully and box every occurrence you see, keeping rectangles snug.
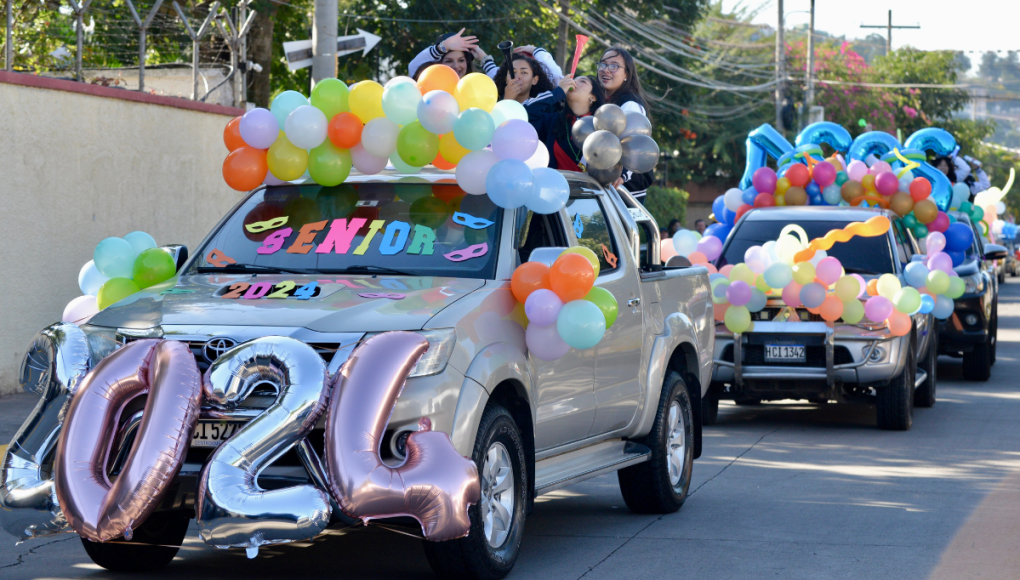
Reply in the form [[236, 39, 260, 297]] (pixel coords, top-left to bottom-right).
[[665, 255, 692, 269], [160, 245, 189, 272], [528, 247, 568, 268], [984, 243, 1008, 261]]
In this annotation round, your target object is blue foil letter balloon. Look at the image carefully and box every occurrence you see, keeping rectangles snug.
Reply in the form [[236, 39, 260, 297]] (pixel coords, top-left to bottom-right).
[[739, 124, 793, 189], [795, 122, 852, 154], [904, 128, 957, 212], [848, 131, 902, 161]]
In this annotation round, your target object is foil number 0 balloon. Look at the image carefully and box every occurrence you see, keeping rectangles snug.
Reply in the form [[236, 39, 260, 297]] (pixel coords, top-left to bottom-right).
[[1, 323, 90, 541], [54, 339, 202, 542]]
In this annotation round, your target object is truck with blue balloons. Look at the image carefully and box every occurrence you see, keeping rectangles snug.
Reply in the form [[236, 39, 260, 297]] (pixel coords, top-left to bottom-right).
[[1, 169, 714, 580]]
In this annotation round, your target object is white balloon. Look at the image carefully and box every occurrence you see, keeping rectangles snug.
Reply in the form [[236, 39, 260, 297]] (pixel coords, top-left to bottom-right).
[[456, 150, 500, 195], [78, 260, 109, 296], [524, 142, 550, 170], [351, 143, 388, 174], [63, 295, 98, 324], [361, 117, 400, 158], [997, 201, 1006, 215], [808, 249, 828, 267], [384, 75, 415, 88], [417, 90, 460, 135], [723, 188, 744, 212], [284, 105, 328, 149], [898, 171, 914, 193], [489, 99, 528, 128], [672, 229, 700, 256]]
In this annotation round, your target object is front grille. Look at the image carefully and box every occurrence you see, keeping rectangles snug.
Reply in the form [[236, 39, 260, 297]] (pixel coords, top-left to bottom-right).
[[721, 344, 853, 367], [183, 340, 342, 371]]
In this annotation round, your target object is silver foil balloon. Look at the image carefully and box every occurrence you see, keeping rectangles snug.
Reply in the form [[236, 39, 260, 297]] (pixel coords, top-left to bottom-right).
[[583, 130, 623, 171], [571, 116, 595, 148], [593, 104, 627, 135], [620, 111, 652, 138], [54, 339, 201, 542], [196, 337, 331, 554], [325, 332, 480, 542], [1, 323, 90, 541], [587, 163, 623, 186], [620, 134, 660, 173]]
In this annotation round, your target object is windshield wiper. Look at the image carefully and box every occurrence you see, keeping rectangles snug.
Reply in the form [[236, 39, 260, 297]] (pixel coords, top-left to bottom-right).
[[842, 267, 879, 275], [196, 264, 317, 275], [330, 265, 417, 276]]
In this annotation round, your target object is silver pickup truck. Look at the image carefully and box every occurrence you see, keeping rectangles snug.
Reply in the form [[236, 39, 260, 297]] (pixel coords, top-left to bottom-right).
[[3, 170, 713, 580]]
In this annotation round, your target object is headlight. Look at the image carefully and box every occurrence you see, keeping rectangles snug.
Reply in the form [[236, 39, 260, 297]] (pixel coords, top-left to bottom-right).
[[964, 274, 985, 295], [79, 324, 121, 364], [362, 329, 457, 377]]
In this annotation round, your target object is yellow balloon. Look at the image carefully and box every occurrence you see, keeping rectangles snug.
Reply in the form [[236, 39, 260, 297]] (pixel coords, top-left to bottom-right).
[[439, 133, 470, 164], [97, 277, 140, 310], [724, 305, 751, 334], [454, 73, 498, 112], [267, 134, 308, 181], [755, 275, 771, 293], [791, 262, 815, 285], [774, 193, 786, 206], [729, 263, 755, 285], [775, 176, 791, 195], [834, 275, 860, 301], [561, 246, 601, 277], [349, 80, 385, 123], [876, 273, 901, 299]]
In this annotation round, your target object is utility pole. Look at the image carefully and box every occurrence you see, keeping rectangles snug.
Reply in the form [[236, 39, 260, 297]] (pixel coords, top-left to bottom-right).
[[774, 0, 784, 132], [861, 10, 919, 55], [555, 0, 570, 70], [5, 0, 12, 72], [311, 0, 337, 86], [804, 0, 815, 129]]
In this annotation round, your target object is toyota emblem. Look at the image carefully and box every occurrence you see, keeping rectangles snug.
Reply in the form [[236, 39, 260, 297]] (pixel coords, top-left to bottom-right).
[[202, 337, 237, 363]]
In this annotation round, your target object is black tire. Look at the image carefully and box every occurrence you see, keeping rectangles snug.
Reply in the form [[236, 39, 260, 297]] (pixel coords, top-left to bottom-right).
[[962, 335, 992, 381], [617, 371, 694, 514], [876, 336, 915, 431], [733, 398, 761, 406], [914, 330, 937, 408], [80, 511, 190, 572], [422, 404, 527, 580], [990, 306, 998, 365], [702, 385, 719, 426]]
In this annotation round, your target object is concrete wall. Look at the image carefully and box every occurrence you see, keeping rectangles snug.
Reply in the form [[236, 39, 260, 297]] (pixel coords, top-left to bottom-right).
[[0, 73, 243, 395]]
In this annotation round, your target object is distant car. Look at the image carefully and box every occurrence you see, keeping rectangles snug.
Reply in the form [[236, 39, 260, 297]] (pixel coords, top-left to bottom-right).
[[937, 213, 1007, 381], [707, 206, 937, 431], [1000, 238, 1018, 277]]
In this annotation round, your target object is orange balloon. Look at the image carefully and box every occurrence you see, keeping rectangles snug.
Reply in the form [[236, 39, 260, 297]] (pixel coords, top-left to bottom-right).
[[511, 262, 550, 303], [889, 192, 914, 217], [432, 152, 456, 170], [806, 306, 821, 315], [688, 251, 708, 264], [327, 112, 363, 149], [660, 239, 678, 261], [819, 295, 844, 322], [224, 116, 245, 151], [866, 278, 880, 296], [888, 310, 911, 336], [861, 173, 876, 192], [714, 303, 728, 322], [417, 65, 460, 96], [549, 253, 595, 302], [913, 199, 937, 224], [705, 264, 718, 274], [222, 146, 267, 191]]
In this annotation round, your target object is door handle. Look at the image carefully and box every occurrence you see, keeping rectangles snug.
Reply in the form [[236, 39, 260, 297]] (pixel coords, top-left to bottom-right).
[[628, 298, 641, 307]]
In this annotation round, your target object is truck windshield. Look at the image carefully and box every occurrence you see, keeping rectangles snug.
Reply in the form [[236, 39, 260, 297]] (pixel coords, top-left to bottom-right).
[[719, 219, 897, 275], [189, 182, 502, 279]]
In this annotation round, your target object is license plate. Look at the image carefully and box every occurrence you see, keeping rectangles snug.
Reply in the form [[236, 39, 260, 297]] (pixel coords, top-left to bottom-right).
[[764, 345, 805, 363], [191, 421, 244, 448]]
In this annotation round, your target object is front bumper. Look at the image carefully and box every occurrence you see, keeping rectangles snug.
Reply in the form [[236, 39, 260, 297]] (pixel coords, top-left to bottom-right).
[[938, 295, 990, 354], [712, 321, 904, 400]]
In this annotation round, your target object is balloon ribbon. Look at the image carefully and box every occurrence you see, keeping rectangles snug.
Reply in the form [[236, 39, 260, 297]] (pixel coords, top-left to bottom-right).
[[793, 215, 891, 263], [892, 148, 920, 179]]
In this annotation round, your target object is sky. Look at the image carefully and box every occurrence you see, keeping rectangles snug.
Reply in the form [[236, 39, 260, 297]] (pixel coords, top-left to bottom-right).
[[720, 0, 1020, 67]]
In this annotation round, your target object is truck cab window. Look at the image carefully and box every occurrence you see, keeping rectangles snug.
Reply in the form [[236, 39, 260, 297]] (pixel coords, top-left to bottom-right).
[[516, 210, 567, 264], [565, 197, 620, 274]]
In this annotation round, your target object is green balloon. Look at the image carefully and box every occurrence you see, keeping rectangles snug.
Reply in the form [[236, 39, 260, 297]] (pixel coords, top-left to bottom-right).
[[452, 108, 495, 151], [310, 78, 349, 120], [390, 153, 420, 174], [132, 248, 176, 289], [971, 205, 984, 222], [947, 277, 966, 299], [585, 287, 619, 328], [894, 287, 921, 314], [97, 277, 141, 310], [834, 171, 848, 186], [912, 224, 929, 239], [396, 121, 440, 167], [960, 201, 973, 213], [308, 141, 353, 186], [902, 214, 918, 228], [841, 298, 865, 323]]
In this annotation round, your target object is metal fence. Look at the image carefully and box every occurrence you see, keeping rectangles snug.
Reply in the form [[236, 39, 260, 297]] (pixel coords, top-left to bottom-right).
[[1, 0, 255, 107]]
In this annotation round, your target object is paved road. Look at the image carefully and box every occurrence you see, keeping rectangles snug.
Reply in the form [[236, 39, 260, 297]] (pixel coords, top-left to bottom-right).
[[3, 280, 1020, 579]]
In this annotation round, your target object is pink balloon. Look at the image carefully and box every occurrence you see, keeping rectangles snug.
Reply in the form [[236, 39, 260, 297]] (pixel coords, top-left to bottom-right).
[[874, 172, 900, 196], [869, 161, 892, 175], [62, 295, 98, 324], [491, 119, 539, 162], [263, 168, 287, 185], [350, 143, 388, 175], [865, 295, 893, 322], [928, 251, 953, 273], [697, 235, 723, 261], [752, 167, 778, 194], [782, 282, 803, 307], [815, 256, 843, 285], [526, 319, 571, 360], [812, 161, 836, 187], [847, 160, 868, 182], [851, 274, 867, 297], [726, 280, 752, 307], [929, 211, 950, 234], [926, 231, 947, 254], [525, 289, 563, 327], [660, 239, 678, 261], [720, 264, 734, 277]]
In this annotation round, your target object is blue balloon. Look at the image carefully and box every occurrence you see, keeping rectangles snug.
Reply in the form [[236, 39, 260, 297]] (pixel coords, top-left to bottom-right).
[[904, 128, 956, 157], [741, 187, 758, 205], [777, 144, 823, 169], [528, 167, 569, 214], [806, 182, 821, 196], [712, 195, 727, 220], [270, 90, 310, 130], [720, 207, 737, 226], [799, 282, 826, 308], [739, 124, 793, 189], [123, 231, 157, 255], [902, 134, 955, 210], [485, 160, 535, 209], [78, 260, 110, 296], [948, 251, 966, 267], [796, 121, 852, 153], [904, 262, 929, 288], [93, 237, 137, 279], [707, 223, 733, 240], [919, 294, 935, 314], [809, 194, 824, 206], [556, 299, 607, 350], [848, 131, 901, 161], [944, 223, 974, 252], [932, 295, 955, 319]]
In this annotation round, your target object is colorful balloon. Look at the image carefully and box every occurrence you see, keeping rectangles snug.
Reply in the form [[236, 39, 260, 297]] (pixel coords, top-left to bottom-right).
[[381, 78, 422, 126], [238, 108, 279, 149], [94, 237, 137, 279], [223, 146, 269, 191], [485, 159, 534, 209], [308, 141, 353, 186], [270, 90, 309, 129], [453, 108, 496, 151], [584, 286, 618, 328], [310, 78, 349, 120], [456, 150, 499, 195], [327, 112, 363, 149], [549, 253, 595, 302], [132, 248, 176, 288], [349, 81, 385, 123], [96, 277, 141, 310], [416, 65, 459, 95], [491, 119, 539, 162], [396, 121, 440, 167], [360, 117, 400, 158], [267, 134, 308, 181], [524, 288, 563, 327], [454, 73, 498, 112], [417, 90, 461, 135]]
